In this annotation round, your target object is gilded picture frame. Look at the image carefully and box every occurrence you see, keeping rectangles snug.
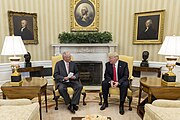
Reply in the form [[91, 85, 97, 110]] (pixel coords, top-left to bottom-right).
[[71, 0, 99, 31], [8, 11, 38, 45], [133, 10, 165, 44]]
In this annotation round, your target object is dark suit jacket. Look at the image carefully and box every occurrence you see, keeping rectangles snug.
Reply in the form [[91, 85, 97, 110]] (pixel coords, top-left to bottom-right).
[[138, 27, 157, 40], [53, 60, 79, 83], [104, 60, 129, 85], [15, 27, 34, 40]]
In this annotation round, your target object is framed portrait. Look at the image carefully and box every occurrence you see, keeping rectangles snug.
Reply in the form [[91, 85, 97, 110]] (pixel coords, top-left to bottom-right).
[[8, 11, 38, 45], [71, 0, 99, 31], [133, 10, 165, 44]]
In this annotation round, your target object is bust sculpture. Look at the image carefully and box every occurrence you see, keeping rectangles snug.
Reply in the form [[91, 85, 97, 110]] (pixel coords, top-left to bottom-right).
[[140, 51, 149, 67], [24, 52, 32, 67]]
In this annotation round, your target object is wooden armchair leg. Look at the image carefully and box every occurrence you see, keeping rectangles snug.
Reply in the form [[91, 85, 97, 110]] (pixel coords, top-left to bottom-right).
[[55, 97, 58, 110], [99, 92, 102, 105], [53, 90, 59, 110], [127, 96, 132, 111], [53, 90, 56, 100], [82, 92, 87, 105]]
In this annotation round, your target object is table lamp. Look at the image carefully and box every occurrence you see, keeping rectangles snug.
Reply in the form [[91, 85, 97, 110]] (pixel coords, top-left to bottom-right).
[[1, 36, 27, 84], [158, 36, 180, 84]]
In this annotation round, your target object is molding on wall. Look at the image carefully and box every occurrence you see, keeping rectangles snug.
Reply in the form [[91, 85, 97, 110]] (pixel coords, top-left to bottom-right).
[[134, 61, 166, 68], [1, 60, 180, 87], [0, 61, 51, 84]]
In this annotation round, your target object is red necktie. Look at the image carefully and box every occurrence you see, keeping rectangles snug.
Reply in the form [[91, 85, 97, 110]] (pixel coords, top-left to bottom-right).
[[113, 64, 117, 82]]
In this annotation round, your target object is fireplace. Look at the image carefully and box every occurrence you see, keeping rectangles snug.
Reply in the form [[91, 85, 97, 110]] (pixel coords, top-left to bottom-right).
[[51, 43, 117, 88], [75, 61, 103, 86]]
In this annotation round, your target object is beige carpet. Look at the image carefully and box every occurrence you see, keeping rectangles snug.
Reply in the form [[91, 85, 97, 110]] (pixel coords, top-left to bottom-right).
[[0, 86, 142, 120], [40, 90, 142, 120]]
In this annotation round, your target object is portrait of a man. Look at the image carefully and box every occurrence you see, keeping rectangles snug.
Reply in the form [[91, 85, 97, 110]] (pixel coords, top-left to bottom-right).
[[133, 10, 165, 44], [75, 3, 95, 27], [14, 18, 34, 40], [137, 15, 159, 40], [71, 0, 99, 31], [8, 11, 38, 44]]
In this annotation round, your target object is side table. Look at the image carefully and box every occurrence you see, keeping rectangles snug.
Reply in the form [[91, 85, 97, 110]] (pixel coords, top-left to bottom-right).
[[133, 66, 161, 77], [137, 77, 180, 119]]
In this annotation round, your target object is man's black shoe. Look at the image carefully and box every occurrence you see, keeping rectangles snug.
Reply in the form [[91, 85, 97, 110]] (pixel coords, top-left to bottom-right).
[[100, 102, 108, 110], [73, 105, 79, 111], [119, 106, 124, 115], [68, 105, 75, 114]]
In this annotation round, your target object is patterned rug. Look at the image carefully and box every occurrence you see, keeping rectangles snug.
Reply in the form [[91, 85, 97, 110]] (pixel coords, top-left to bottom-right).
[[37, 86, 144, 110]]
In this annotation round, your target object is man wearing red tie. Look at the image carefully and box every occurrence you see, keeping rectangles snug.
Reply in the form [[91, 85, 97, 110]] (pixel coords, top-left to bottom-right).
[[100, 52, 129, 115], [54, 51, 83, 114]]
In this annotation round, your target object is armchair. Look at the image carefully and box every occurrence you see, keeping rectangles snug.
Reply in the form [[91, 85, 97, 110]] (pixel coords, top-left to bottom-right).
[[144, 99, 180, 120], [52, 55, 86, 110], [99, 55, 134, 110]]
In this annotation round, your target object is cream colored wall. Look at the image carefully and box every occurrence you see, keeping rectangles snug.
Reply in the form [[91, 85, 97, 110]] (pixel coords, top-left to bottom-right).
[[0, 0, 180, 63]]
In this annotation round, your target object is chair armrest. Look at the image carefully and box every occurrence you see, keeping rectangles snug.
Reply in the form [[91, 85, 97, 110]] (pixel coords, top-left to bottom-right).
[[152, 99, 180, 108], [0, 99, 32, 106], [51, 76, 57, 90], [128, 76, 134, 90], [129, 76, 134, 80]]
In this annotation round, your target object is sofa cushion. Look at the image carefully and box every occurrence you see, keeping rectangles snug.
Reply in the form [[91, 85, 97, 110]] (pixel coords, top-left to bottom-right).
[[0, 103, 39, 120], [144, 104, 180, 120], [0, 99, 32, 106], [152, 99, 180, 108]]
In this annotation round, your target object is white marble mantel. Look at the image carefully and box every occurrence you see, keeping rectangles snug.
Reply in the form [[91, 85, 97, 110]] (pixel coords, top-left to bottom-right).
[[51, 43, 118, 55]]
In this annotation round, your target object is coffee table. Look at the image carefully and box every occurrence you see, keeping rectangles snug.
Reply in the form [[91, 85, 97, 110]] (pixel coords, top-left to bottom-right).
[[137, 77, 180, 118], [1, 77, 48, 120], [71, 117, 111, 120]]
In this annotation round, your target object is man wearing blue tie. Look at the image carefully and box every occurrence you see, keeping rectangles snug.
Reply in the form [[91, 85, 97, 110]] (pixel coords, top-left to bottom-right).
[[100, 52, 129, 115]]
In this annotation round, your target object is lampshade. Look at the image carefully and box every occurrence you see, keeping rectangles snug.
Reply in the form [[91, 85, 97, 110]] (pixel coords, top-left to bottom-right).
[[1, 36, 27, 56], [158, 36, 180, 56]]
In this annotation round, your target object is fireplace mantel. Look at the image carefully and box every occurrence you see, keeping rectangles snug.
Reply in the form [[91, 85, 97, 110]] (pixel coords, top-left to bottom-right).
[[51, 43, 118, 55], [51, 43, 117, 47]]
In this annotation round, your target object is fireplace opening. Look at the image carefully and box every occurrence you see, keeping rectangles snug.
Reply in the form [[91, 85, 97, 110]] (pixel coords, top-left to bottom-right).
[[75, 61, 103, 86]]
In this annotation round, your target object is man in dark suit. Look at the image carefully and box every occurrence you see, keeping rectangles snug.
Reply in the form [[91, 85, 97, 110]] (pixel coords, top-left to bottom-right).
[[53, 51, 83, 114], [100, 52, 129, 115], [15, 19, 34, 40]]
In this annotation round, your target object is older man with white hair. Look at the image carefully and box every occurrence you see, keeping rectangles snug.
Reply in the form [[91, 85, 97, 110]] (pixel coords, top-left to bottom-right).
[[53, 51, 83, 114], [100, 52, 129, 115]]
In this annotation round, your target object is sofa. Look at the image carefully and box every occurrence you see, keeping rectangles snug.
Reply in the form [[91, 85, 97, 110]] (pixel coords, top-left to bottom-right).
[[0, 99, 40, 120], [144, 99, 180, 120]]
